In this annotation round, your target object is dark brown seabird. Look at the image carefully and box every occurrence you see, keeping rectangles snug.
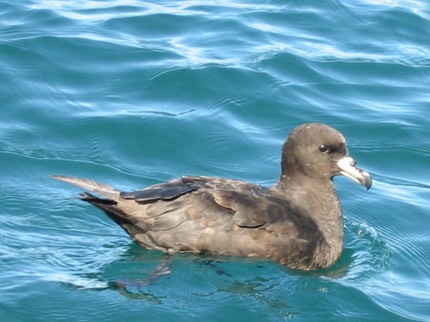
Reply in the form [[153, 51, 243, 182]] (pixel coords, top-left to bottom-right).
[[52, 123, 372, 270]]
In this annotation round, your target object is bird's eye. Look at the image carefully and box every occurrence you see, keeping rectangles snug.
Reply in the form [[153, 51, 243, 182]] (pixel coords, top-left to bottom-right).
[[319, 144, 329, 153]]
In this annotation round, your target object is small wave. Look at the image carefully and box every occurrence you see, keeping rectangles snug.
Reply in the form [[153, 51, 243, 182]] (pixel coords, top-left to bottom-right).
[[344, 219, 394, 277]]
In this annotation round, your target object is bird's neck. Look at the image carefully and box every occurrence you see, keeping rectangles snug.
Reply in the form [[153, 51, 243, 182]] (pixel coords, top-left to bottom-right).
[[274, 173, 344, 266]]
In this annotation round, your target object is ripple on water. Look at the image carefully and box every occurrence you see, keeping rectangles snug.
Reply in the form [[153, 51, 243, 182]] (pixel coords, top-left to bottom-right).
[[344, 220, 393, 278]]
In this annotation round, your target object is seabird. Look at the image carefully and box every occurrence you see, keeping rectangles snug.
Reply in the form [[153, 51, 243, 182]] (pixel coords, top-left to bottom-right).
[[52, 123, 372, 270]]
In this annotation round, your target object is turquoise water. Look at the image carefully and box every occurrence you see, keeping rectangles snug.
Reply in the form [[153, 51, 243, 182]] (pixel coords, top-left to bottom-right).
[[1, 0, 430, 321]]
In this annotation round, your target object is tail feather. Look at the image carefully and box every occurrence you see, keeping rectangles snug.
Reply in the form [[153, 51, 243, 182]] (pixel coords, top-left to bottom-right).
[[51, 175, 119, 200], [52, 175, 147, 241], [80, 192, 117, 205], [80, 192, 146, 238]]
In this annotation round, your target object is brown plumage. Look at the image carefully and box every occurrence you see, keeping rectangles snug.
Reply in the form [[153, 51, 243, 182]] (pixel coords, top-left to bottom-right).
[[52, 123, 372, 270]]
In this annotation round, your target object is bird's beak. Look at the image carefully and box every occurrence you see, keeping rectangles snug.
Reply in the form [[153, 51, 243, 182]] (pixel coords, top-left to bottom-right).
[[337, 156, 372, 190]]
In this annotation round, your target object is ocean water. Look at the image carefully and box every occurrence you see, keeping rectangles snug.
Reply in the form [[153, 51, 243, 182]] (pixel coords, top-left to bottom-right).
[[1, 0, 429, 321]]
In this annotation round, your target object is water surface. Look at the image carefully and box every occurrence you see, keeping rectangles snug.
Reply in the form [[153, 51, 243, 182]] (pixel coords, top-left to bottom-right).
[[1, 1, 430, 321]]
